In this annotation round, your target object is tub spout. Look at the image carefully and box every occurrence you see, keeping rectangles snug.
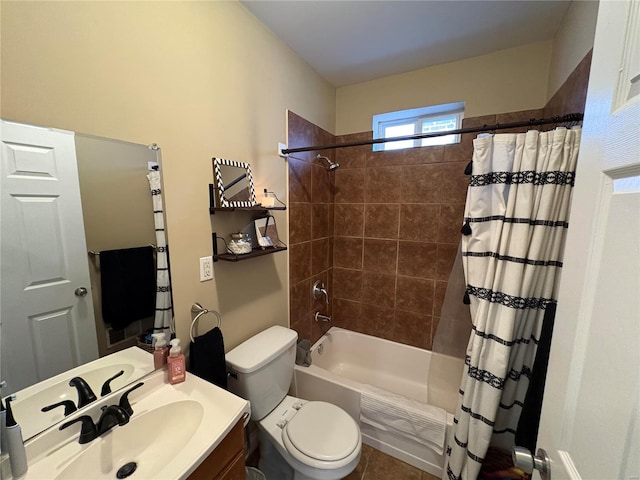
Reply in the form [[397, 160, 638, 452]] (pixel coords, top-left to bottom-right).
[[315, 312, 331, 322]]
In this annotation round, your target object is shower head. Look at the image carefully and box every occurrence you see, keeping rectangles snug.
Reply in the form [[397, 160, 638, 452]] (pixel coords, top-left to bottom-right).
[[316, 154, 340, 171]]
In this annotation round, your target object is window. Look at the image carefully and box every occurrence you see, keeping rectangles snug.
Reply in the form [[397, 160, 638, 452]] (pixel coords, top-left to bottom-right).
[[372, 102, 465, 151]]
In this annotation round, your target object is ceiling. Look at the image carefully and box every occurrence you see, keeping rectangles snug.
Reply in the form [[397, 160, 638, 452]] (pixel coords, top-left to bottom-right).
[[241, 0, 572, 87]]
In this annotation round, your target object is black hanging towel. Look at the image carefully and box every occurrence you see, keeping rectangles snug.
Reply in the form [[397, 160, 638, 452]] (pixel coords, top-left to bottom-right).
[[515, 302, 557, 451], [189, 327, 227, 389], [99, 246, 156, 329]]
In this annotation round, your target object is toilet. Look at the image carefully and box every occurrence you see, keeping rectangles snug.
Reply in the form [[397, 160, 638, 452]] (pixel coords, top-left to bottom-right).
[[226, 326, 361, 480]]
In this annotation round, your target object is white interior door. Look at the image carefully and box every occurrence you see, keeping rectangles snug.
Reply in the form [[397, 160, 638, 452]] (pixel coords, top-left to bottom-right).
[[1, 120, 99, 395], [533, 1, 640, 479]]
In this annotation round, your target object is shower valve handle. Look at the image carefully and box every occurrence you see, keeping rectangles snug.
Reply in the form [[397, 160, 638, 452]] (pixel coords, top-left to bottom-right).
[[312, 280, 329, 304]]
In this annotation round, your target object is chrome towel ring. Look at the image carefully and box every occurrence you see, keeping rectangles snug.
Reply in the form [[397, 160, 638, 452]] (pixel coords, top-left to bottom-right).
[[189, 303, 222, 343]]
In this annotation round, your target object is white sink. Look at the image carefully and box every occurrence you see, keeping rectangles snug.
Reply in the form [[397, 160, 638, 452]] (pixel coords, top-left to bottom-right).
[[56, 401, 203, 479], [14, 368, 250, 480], [8, 347, 154, 440]]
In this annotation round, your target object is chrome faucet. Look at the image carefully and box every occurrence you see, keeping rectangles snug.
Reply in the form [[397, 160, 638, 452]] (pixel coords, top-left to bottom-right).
[[312, 280, 329, 305]]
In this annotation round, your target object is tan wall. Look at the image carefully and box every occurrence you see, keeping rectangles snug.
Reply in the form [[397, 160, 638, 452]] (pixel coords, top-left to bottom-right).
[[546, 0, 599, 100], [335, 41, 552, 135], [1, 1, 335, 351]]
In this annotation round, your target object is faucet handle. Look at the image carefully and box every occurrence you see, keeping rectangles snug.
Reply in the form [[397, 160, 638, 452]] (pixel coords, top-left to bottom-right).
[[118, 382, 144, 416], [59, 415, 97, 444], [100, 370, 125, 396], [312, 280, 329, 305], [41, 399, 77, 416]]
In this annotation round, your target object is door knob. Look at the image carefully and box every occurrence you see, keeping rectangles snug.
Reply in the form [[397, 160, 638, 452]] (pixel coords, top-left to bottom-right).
[[74, 287, 88, 297], [512, 446, 550, 480]]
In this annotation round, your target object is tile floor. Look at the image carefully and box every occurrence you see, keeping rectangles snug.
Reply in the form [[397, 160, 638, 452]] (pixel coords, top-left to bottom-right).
[[344, 444, 441, 480]]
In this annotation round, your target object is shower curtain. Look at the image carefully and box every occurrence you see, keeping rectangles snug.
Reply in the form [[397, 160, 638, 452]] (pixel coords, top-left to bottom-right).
[[147, 169, 174, 343], [444, 127, 581, 480]]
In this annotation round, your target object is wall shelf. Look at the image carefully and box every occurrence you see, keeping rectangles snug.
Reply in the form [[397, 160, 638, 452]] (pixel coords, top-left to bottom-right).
[[214, 245, 287, 262], [209, 205, 286, 215], [209, 184, 286, 214], [209, 180, 286, 262]]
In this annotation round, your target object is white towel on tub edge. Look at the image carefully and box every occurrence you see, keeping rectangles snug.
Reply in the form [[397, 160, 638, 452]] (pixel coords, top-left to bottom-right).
[[359, 384, 447, 455]]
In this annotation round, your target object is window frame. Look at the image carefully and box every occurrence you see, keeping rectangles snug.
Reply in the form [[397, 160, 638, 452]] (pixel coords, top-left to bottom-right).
[[373, 101, 465, 151]]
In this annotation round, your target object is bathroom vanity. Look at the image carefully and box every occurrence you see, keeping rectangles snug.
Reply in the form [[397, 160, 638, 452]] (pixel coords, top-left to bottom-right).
[[1, 351, 250, 480]]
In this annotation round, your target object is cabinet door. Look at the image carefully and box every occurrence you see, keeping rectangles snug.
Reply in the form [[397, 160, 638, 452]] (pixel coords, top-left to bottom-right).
[[188, 419, 245, 480], [218, 451, 246, 480]]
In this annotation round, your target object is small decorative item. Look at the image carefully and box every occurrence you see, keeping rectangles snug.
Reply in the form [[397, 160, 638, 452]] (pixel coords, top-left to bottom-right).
[[212, 158, 257, 208], [227, 232, 252, 255], [254, 215, 280, 249]]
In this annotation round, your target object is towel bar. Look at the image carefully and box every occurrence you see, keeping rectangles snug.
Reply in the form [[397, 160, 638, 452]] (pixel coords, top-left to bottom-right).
[[88, 244, 157, 256], [190, 303, 222, 342]]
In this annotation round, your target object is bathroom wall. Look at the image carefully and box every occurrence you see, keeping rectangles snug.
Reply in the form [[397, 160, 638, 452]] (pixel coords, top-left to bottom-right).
[[546, 0, 599, 99], [289, 51, 592, 349], [335, 41, 552, 135], [328, 110, 547, 350], [287, 111, 337, 342], [544, 50, 593, 119], [1, 1, 335, 351], [335, 0, 599, 137]]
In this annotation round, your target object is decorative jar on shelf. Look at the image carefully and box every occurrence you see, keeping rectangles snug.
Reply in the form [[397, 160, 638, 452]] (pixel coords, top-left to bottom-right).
[[227, 232, 252, 255]]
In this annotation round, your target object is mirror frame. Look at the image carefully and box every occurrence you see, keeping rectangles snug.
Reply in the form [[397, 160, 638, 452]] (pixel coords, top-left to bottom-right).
[[212, 157, 257, 208]]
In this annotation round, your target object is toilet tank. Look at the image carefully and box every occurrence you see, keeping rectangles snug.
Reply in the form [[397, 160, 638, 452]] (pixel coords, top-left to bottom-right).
[[226, 326, 298, 420]]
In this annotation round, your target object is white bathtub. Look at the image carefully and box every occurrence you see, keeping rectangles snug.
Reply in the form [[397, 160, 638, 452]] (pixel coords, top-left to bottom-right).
[[293, 327, 464, 477]]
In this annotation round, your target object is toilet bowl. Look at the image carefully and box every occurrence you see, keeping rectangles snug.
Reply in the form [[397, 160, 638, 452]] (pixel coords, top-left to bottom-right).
[[258, 396, 361, 480], [225, 326, 362, 480]]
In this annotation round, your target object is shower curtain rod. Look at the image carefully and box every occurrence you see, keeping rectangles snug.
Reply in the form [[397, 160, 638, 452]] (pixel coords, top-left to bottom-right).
[[281, 112, 584, 155]]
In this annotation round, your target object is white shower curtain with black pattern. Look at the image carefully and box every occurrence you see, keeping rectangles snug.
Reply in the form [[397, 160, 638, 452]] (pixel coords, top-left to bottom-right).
[[444, 127, 581, 480], [147, 169, 174, 343]]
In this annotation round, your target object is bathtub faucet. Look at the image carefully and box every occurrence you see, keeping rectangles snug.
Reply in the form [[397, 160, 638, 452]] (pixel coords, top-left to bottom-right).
[[312, 280, 329, 305], [315, 312, 331, 322]]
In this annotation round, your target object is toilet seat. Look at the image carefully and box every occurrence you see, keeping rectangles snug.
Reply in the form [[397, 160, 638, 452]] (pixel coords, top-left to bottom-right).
[[282, 401, 360, 468]]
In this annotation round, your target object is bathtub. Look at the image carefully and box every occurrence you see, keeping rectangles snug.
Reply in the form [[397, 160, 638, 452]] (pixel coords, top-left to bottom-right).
[[293, 327, 464, 477]]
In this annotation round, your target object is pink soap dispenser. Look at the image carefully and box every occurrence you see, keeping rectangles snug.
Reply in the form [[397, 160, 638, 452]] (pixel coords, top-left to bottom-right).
[[152, 333, 169, 370], [167, 338, 186, 384]]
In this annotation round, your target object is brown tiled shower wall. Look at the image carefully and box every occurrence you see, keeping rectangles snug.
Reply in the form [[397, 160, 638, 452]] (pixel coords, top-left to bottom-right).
[[288, 51, 591, 348]]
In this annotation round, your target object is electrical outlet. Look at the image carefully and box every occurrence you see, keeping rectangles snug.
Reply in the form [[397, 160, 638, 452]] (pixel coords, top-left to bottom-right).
[[199, 256, 214, 281]]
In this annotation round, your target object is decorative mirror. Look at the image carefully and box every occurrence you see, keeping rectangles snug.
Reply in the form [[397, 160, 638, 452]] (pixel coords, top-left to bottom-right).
[[212, 158, 257, 208], [1, 121, 170, 440]]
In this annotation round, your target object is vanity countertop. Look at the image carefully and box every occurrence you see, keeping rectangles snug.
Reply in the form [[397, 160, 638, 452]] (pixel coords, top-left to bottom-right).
[[3, 368, 250, 480], [8, 346, 155, 441]]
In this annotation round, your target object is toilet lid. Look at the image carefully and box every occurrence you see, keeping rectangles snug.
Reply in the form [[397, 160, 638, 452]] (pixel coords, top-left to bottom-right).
[[283, 401, 359, 462]]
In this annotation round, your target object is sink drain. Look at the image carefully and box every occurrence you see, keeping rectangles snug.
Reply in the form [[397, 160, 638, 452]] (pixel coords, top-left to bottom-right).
[[116, 462, 137, 479]]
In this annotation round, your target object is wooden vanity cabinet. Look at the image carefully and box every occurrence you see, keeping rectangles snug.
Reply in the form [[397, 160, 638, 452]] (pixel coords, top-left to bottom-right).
[[188, 418, 246, 480]]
